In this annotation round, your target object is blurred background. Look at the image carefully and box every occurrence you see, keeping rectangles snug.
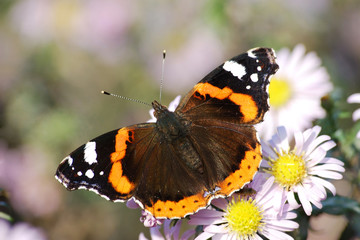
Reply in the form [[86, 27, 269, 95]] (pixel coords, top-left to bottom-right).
[[0, 0, 359, 239]]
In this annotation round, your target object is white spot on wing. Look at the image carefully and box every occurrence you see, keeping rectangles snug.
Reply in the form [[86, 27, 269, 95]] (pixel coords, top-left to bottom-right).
[[66, 156, 73, 166], [84, 141, 97, 165], [77, 171, 83, 176], [223, 61, 246, 80], [257, 66, 262, 71], [85, 169, 95, 179], [250, 73, 258, 82], [247, 49, 257, 58], [100, 171, 104, 175], [246, 85, 251, 90]]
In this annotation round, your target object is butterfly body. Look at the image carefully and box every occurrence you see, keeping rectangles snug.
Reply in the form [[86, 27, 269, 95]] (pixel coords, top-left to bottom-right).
[[56, 48, 278, 219]]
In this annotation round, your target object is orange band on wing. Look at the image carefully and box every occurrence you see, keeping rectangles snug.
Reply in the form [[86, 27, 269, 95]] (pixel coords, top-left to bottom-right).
[[217, 143, 262, 196], [109, 162, 135, 195], [146, 193, 209, 219], [194, 83, 258, 122], [108, 127, 136, 195], [111, 127, 134, 162]]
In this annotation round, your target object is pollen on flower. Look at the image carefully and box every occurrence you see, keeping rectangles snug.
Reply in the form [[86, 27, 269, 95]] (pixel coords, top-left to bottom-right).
[[269, 78, 292, 108], [225, 197, 263, 238], [269, 151, 307, 189]]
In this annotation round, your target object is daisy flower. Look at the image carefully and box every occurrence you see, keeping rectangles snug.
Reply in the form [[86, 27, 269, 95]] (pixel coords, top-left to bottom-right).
[[257, 44, 333, 140], [261, 126, 345, 216], [189, 173, 299, 240], [139, 219, 195, 240], [347, 93, 360, 138], [148, 95, 181, 122]]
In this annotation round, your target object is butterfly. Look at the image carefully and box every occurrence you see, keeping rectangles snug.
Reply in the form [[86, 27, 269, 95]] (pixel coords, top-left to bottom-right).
[[56, 47, 278, 219]]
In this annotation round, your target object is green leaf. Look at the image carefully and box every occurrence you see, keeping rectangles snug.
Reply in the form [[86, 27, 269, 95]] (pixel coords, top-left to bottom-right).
[[316, 195, 360, 216]]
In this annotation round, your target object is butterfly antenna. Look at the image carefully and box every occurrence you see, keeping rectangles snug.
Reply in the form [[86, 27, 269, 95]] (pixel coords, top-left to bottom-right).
[[101, 91, 152, 107], [159, 50, 166, 104]]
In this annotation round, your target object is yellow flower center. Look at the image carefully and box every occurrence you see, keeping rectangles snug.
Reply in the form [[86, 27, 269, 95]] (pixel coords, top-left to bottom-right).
[[269, 151, 307, 189], [269, 78, 292, 108], [225, 197, 263, 238]]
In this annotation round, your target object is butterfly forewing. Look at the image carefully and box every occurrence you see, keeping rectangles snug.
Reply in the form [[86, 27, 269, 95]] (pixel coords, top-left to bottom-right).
[[176, 48, 278, 125]]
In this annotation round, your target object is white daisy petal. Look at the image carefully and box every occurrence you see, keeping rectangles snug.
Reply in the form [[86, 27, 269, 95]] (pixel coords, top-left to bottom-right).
[[261, 140, 278, 159], [266, 220, 299, 232], [306, 148, 326, 167], [195, 231, 215, 240], [189, 173, 298, 240], [286, 191, 301, 209], [203, 224, 228, 233], [310, 176, 337, 195], [261, 125, 344, 217], [188, 216, 224, 226], [168, 95, 181, 111], [352, 108, 360, 121], [310, 163, 346, 173], [311, 170, 344, 180], [263, 228, 294, 240], [321, 157, 344, 166], [259, 50, 332, 139], [347, 93, 360, 103], [318, 140, 336, 152], [306, 135, 331, 154], [294, 130, 305, 154], [147, 96, 181, 122], [297, 186, 312, 215]]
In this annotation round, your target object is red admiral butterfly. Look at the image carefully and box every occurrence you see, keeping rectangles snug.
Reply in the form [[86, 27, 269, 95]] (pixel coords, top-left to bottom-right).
[[56, 48, 278, 219]]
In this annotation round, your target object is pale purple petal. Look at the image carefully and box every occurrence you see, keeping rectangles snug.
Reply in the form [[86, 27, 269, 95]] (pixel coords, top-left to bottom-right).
[[168, 95, 181, 111], [266, 219, 299, 231], [318, 140, 336, 152], [297, 186, 312, 215], [203, 224, 228, 233], [294, 130, 304, 154], [211, 197, 228, 210], [147, 109, 156, 123], [310, 163, 345, 173], [170, 220, 181, 240], [140, 211, 164, 227], [262, 227, 294, 240], [261, 140, 278, 159], [311, 170, 344, 180], [311, 176, 336, 195], [126, 198, 140, 209], [149, 226, 165, 240], [286, 191, 301, 209], [306, 148, 326, 167], [352, 109, 360, 121], [138, 232, 148, 240], [302, 126, 321, 151], [194, 231, 215, 240], [180, 229, 196, 240], [305, 134, 331, 154], [321, 157, 344, 166], [347, 93, 360, 103], [163, 220, 171, 239]]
